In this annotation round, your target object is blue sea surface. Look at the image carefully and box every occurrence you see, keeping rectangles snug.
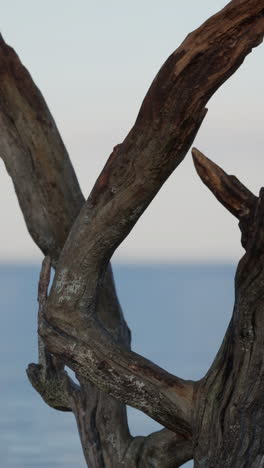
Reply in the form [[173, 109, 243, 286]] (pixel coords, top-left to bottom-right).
[[0, 263, 236, 467]]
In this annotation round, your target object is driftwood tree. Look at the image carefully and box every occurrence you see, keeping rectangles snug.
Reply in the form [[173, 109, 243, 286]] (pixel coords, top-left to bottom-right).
[[1, 1, 264, 466]]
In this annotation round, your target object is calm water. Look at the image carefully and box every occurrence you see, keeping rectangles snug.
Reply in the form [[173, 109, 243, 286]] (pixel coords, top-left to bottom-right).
[[0, 263, 236, 467]]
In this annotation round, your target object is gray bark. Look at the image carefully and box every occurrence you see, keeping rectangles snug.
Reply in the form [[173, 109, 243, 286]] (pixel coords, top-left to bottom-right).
[[1, 0, 264, 466]]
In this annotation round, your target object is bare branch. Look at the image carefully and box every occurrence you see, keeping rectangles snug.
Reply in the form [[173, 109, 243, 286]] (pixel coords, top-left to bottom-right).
[[192, 148, 258, 249], [71, 379, 132, 467], [27, 256, 79, 412], [43, 316, 194, 434], [0, 35, 84, 264], [192, 148, 257, 220], [236, 188, 264, 284], [37, 256, 52, 368], [124, 429, 193, 468], [142, 429, 193, 468], [43, 0, 264, 434], [26, 362, 78, 412]]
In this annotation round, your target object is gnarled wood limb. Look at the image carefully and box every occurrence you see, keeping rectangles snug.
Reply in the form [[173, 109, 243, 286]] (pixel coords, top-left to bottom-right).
[[191, 150, 264, 465], [27, 256, 79, 412], [42, 317, 194, 435], [41, 0, 264, 438], [123, 429, 193, 468]]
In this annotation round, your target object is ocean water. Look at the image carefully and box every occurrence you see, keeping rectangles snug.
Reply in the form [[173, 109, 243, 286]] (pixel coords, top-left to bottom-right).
[[0, 263, 236, 467]]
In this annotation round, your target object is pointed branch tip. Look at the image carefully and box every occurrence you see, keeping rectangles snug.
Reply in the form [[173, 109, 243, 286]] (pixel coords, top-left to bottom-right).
[[191, 148, 257, 220]]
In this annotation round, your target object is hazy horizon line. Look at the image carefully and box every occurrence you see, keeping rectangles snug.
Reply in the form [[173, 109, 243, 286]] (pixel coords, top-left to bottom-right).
[[0, 258, 238, 267]]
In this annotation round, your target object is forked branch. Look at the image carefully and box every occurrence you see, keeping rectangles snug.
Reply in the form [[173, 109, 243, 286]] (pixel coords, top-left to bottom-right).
[[41, 0, 264, 436]]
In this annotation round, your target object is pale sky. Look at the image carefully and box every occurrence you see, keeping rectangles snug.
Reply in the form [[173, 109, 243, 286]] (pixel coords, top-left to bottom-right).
[[0, 0, 263, 263]]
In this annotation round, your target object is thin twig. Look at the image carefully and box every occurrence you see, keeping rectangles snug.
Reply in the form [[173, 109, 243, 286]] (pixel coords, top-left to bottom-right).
[[38, 256, 52, 369]]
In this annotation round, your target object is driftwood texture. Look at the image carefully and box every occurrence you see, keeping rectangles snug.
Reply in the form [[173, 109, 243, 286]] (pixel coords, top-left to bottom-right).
[[1, 1, 264, 466]]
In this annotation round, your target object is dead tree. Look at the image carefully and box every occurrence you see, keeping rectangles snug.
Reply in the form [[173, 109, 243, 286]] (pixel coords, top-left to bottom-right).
[[1, 1, 264, 466]]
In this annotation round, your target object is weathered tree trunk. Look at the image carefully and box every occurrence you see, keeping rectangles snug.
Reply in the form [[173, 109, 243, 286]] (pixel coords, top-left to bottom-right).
[[1, 1, 264, 466], [191, 151, 264, 467]]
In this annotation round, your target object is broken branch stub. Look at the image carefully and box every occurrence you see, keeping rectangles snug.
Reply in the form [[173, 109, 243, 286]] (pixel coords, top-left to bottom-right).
[[192, 148, 258, 249], [192, 148, 257, 220]]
